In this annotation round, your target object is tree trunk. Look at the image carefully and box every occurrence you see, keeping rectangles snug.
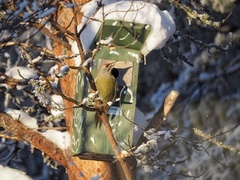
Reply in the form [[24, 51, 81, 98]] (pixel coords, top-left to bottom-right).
[[53, 1, 135, 179]]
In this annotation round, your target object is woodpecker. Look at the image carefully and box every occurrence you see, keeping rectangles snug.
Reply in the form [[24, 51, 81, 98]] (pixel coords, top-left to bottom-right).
[[94, 61, 117, 128]]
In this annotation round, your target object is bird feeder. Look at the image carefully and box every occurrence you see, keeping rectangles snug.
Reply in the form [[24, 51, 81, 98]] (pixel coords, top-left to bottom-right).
[[71, 19, 151, 160]]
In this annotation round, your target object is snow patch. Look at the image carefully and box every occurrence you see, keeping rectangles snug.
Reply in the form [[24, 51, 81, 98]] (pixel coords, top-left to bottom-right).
[[109, 50, 120, 56], [5, 108, 38, 129], [41, 130, 70, 150], [128, 51, 140, 62], [58, 65, 70, 78], [5, 66, 38, 81], [70, 41, 81, 66], [38, 7, 56, 19], [0, 165, 32, 180], [50, 94, 64, 117], [2, 66, 38, 90]]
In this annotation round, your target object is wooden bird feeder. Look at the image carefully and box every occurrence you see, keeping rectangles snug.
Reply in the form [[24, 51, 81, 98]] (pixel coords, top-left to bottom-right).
[[71, 20, 151, 160]]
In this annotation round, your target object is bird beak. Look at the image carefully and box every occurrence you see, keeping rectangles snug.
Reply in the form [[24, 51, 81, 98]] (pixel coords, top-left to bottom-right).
[[109, 61, 117, 66], [105, 61, 117, 68]]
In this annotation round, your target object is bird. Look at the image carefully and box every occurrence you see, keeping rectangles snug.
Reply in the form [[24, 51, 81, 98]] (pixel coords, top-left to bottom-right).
[[94, 61, 117, 128]]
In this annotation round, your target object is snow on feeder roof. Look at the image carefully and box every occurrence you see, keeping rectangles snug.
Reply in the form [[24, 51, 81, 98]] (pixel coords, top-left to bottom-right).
[[79, 1, 175, 57]]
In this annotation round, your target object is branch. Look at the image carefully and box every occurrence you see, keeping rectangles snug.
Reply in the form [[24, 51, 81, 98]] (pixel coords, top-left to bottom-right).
[[32, 22, 71, 50], [0, 131, 21, 141], [69, 65, 97, 92], [193, 127, 240, 154], [69, 2, 86, 64], [136, 90, 179, 146], [0, 112, 68, 167], [0, 41, 54, 55], [0, 74, 29, 89], [169, 0, 223, 27], [101, 113, 134, 180]]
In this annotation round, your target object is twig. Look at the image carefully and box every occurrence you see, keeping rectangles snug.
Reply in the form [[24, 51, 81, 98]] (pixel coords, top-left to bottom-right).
[[37, 126, 67, 131], [71, 2, 86, 64], [32, 22, 71, 50], [169, 0, 223, 27], [0, 132, 21, 141], [193, 128, 240, 154], [0, 41, 53, 55], [101, 113, 134, 180], [69, 65, 97, 92]]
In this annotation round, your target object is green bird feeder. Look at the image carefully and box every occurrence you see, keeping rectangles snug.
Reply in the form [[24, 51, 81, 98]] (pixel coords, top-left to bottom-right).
[[71, 20, 151, 161]]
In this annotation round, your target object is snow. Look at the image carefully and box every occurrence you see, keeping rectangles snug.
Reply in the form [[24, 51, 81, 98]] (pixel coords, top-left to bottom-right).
[[38, 7, 56, 19], [4, 108, 38, 129], [79, 1, 175, 58], [82, 58, 92, 67], [127, 88, 134, 102], [79, 0, 99, 28], [32, 2, 38, 12], [99, 36, 114, 45], [90, 136, 96, 146], [128, 51, 140, 62], [5, 66, 38, 80], [109, 50, 119, 56], [14, 1, 28, 16], [2, 66, 38, 90], [133, 108, 148, 145], [49, 64, 59, 78], [134, 127, 178, 172], [50, 94, 64, 117], [33, 90, 50, 106], [134, 137, 158, 173], [57, 65, 70, 78], [44, 21, 53, 50], [144, 128, 177, 141], [0, 165, 32, 180], [70, 41, 81, 66], [119, 32, 130, 40], [41, 130, 70, 149], [31, 56, 42, 64]]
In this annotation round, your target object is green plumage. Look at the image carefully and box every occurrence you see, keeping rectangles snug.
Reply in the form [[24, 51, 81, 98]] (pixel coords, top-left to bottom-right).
[[95, 74, 116, 102], [95, 62, 117, 128]]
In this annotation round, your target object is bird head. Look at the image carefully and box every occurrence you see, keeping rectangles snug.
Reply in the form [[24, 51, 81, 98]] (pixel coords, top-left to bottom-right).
[[100, 61, 117, 75]]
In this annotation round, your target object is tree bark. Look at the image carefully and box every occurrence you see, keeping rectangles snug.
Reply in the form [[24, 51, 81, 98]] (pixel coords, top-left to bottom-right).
[[53, 1, 135, 179]]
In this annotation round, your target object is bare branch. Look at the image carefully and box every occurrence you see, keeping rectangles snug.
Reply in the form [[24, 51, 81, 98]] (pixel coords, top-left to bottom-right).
[[32, 22, 71, 50], [100, 113, 135, 180], [136, 90, 179, 146]]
